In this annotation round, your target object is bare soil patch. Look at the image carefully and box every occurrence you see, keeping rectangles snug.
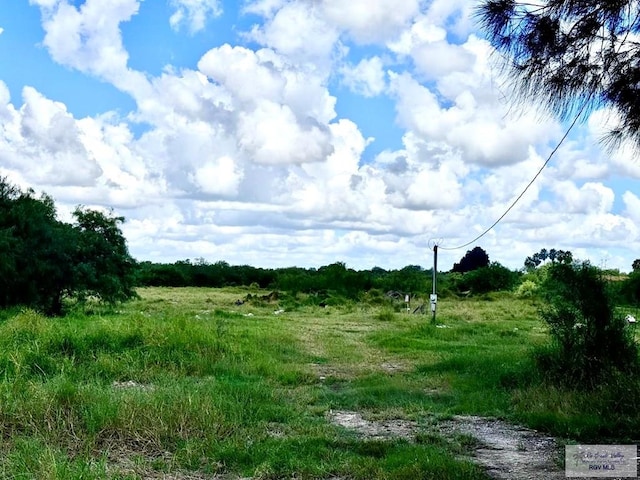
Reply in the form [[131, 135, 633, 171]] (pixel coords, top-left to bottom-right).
[[328, 410, 418, 440], [328, 410, 567, 479], [105, 446, 248, 480], [112, 380, 155, 391], [437, 415, 564, 480]]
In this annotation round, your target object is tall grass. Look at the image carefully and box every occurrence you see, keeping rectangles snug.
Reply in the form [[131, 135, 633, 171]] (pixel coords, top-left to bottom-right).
[[0, 288, 638, 478]]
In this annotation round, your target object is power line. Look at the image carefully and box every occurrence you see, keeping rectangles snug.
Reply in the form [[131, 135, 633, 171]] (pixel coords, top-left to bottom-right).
[[438, 107, 585, 252], [438, 5, 640, 253]]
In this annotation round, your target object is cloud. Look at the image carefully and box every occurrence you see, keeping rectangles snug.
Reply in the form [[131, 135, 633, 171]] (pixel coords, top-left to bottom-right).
[[371, 133, 469, 211], [0, 80, 12, 121], [425, 0, 476, 38], [197, 43, 338, 123], [284, 119, 378, 220], [340, 56, 387, 97], [551, 181, 615, 214], [0, 81, 165, 207], [32, 0, 151, 97], [245, 2, 340, 67], [190, 156, 243, 196], [0, 86, 102, 187], [4, 0, 638, 272], [322, 0, 420, 44], [197, 44, 338, 165], [623, 191, 640, 223], [169, 0, 223, 34], [403, 163, 463, 210], [197, 45, 285, 105], [245, 0, 420, 54], [388, 36, 558, 167], [242, 0, 286, 18], [237, 100, 333, 165]]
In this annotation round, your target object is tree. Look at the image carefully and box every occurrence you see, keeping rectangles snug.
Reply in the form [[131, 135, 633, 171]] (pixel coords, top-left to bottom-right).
[[71, 206, 138, 306], [0, 177, 137, 314], [0, 182, 76, 314], [477, 0, 640, 148], [453, 262, 520, 294], [452, 246, 490, 273], [632, 259, 640, 271], [524, 248, 572, 271]]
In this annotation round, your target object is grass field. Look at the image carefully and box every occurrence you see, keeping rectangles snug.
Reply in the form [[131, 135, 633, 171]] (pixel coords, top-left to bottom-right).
[[0, 287, 638, 479]]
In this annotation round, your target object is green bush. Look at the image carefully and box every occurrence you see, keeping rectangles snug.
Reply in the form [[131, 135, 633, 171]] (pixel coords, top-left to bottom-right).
[[376, 309, 396, 322], [619, 271, 640, 306], [452, 263, 520, 295], [362, 288, 388, 306], [537, 261, 638, 388], [515, 280, 539, 298]]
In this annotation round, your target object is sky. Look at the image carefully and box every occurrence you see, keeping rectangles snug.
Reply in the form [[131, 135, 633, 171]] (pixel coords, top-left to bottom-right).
[[0, 0, 639, 273]]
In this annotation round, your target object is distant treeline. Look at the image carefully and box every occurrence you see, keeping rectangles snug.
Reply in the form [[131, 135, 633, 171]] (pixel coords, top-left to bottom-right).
[[135, 258, 640, 306], [4, 173, 638, 315], [135, 260, 523, 299]]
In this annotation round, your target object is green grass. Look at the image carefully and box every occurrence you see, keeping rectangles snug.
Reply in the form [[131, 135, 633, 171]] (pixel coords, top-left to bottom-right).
[[0, 288, 638, 478]]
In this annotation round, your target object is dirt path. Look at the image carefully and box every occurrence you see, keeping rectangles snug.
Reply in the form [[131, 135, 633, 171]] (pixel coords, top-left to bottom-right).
[[437, 415, 564, 479], [328, 410, 566, 479]]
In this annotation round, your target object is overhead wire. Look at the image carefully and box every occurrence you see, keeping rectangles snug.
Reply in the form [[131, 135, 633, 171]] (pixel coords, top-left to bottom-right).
[[436, 4, 640, 252], [437, 104, 587, 252]]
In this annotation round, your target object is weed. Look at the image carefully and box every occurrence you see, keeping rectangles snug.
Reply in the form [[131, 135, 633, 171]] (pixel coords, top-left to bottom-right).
[[0, 287, 637, 478]]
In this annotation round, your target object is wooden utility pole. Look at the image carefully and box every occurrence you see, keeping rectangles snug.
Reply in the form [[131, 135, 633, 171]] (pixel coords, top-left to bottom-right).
[[431, 244, 438, 324]]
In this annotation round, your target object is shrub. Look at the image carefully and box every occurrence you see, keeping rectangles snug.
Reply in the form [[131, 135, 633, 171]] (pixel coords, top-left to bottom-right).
[[452, 263, 520, 295], [619, 271, 640, 306], [537, 261, 638, 388], [515, 280, 539, 298], [375, 309, 396, 322]]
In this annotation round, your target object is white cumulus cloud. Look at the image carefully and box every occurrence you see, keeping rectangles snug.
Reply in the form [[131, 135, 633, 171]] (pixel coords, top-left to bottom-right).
[[169, 0, 223, 34], [340, 57, 387, 97], [2, 0, 638, 272]]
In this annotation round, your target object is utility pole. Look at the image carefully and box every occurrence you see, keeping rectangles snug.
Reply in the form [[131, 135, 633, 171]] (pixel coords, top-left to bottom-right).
[[431, 244, 438, 324]]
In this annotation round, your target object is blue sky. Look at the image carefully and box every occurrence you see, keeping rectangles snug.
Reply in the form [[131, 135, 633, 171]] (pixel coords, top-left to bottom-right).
[[0, 0, 638, 272], [1, 2, 136, 117]]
